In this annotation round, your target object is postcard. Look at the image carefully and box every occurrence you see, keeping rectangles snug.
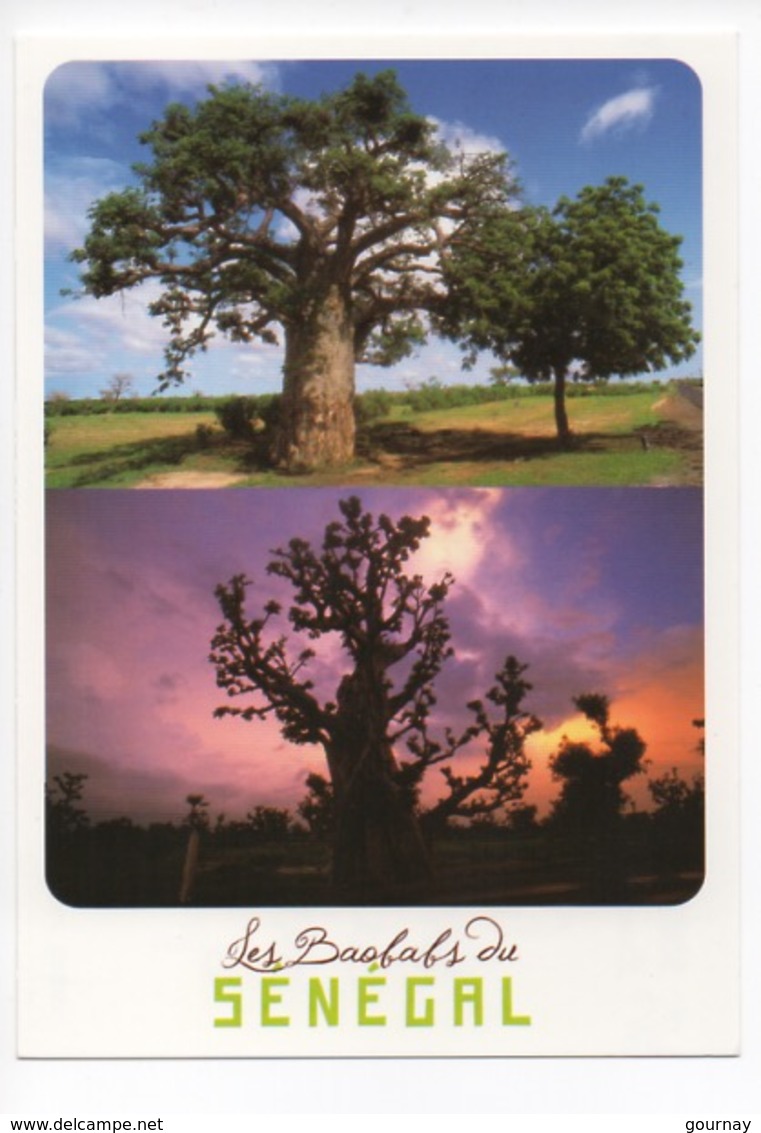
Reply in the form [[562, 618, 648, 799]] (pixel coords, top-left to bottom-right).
[[16, 34, 738, 1057]]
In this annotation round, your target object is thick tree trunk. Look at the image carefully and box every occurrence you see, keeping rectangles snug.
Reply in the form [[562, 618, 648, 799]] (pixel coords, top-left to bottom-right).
[[325, 667, 432, 902], [275, 284, 356, 472], [552, 367, 572, 446], [331, 769, 432, 902]]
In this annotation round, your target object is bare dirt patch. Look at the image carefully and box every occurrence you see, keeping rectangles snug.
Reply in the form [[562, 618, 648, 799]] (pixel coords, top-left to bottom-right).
[[652, 391, 703, 429], [639, 392, 703, 485], [136, 471, 246, 489]]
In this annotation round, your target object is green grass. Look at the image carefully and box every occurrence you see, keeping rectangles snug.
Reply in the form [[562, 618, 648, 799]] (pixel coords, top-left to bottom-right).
[[45, 411, 240, 488], [45, 392, 701, 489], [381, 447, 684, 488], [392, 390, 660, 432]]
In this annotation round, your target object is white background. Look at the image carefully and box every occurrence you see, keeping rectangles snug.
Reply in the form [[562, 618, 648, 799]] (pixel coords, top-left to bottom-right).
[[2, 0, 760, 1116]]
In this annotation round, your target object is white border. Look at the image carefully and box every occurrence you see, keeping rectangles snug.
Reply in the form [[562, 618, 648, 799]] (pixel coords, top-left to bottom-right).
[[4, 1, 757, 1114]]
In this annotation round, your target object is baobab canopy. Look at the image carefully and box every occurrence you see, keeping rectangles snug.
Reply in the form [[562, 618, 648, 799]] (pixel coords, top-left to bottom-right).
[[70, 70, 521, 470]]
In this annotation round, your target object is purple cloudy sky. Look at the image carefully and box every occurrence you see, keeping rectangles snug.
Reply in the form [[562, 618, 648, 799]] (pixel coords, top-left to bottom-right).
[[46, 487, 703, 823]]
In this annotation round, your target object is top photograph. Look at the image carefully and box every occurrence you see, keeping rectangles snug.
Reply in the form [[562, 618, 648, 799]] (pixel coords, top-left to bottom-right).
[[43, 57, 703, 489]]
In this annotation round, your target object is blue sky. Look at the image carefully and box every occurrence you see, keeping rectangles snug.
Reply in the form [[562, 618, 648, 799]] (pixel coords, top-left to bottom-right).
[[44, 57, 703, 400]]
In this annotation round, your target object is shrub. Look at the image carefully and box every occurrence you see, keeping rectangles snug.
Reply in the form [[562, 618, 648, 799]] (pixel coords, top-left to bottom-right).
[[257, 395, 281, 433], [355, 388, 394, 424], [215, 397, 258, 440], [46, 391, 71, 416], [214, 395, 282, 442]]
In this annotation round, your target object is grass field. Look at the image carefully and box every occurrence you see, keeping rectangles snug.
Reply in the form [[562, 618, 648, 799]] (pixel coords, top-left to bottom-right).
[[44, 389, 702, 489]]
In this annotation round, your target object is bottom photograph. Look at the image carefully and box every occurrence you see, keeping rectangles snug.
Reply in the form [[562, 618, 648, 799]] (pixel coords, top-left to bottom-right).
[[45, 486, 704, 909]]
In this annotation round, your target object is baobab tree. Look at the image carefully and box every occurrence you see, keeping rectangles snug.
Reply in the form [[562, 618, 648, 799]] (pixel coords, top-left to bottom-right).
[[210, 496, 541, 900], [69, 71, 519, 470]]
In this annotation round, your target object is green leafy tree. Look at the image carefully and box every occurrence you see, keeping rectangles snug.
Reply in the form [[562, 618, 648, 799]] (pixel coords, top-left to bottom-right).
[[70, 71, 518, 471], [488, 363, 520, 387], [210, 496, 539, 899], [442, 176, 699, 444]]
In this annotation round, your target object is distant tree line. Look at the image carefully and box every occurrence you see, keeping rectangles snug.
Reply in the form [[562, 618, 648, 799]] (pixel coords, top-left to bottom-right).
[[43, 377, 697, 457], [45, 722, 704, 909], [44, 378, 684, 419]]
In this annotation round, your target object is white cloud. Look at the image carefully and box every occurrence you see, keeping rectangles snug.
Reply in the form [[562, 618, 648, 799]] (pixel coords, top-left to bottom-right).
[[429, 116, 505, 157], [48, 279, 171, 374], [45, 60, 278, 132], [580, 87, 657, 143], [227, 339, 282, 380], [47, 278, 288, 394], [112, 60, 277, 96], [45, 325, 104, 375], [46, 156, 130, 252], [413, 490, 506, 587], [45, 64, 121, 128]]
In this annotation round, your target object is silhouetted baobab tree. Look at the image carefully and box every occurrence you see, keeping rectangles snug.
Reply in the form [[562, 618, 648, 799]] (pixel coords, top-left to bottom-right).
[[210, 496, 540, 900]]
